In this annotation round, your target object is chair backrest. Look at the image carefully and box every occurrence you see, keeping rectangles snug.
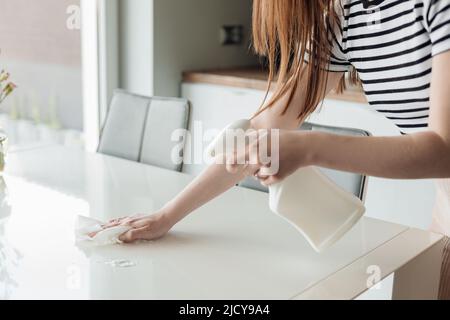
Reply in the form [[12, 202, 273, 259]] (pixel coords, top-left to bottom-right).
[[239, 122, 370, 201], [98, 89, 190, 172]]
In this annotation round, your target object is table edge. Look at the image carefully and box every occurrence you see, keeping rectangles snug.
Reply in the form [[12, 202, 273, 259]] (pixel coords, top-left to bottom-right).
[[292, 228, 445, 300]]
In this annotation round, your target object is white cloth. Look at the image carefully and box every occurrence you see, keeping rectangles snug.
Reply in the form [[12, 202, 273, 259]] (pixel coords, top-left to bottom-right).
[[75, 215, 132, 246]]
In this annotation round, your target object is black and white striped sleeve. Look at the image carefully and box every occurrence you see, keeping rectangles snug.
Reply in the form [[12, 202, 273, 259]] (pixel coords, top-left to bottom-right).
[[326, 26, 352, 72], [327, 52, 352, 72], [425, 0, 450, 56], [303, 38, 351, 72]]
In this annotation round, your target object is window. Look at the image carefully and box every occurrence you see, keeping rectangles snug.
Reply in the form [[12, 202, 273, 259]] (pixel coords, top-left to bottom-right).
[[0, 0, 83, 149]]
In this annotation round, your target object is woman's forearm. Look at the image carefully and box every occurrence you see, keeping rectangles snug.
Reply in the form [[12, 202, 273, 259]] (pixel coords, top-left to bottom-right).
[[161, 162, 250, 224], [159, 71, 345, 225], [308, 130, 450, 179]]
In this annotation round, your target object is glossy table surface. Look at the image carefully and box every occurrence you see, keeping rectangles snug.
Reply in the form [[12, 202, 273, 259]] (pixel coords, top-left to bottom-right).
[[0, 146, 440, 299]]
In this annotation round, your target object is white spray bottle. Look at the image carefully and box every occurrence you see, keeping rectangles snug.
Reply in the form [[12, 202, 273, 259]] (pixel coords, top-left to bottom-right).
[[207, 119, 366, 252]]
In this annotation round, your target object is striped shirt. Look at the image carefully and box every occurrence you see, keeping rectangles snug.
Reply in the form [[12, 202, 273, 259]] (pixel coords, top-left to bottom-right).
[[327, 0, 450, 134]]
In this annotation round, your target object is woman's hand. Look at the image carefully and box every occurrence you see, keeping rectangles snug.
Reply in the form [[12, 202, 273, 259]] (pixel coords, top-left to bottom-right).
[[98, 211, 175, 243], [225, 129, 313, 186]]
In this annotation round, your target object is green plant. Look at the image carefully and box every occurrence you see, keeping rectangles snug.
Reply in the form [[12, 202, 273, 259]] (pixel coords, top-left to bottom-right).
[[0, 69, 16, 105]]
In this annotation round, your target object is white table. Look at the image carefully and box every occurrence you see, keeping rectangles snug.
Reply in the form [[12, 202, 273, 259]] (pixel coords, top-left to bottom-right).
[[0, 146, 444, 300]]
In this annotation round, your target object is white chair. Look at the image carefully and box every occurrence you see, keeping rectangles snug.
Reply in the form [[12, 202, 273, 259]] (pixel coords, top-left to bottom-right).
[[98, 89, 190, 172]]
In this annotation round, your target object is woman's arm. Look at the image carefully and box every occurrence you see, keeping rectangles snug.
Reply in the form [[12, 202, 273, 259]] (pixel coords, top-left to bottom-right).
[[162, 71, 345, 224], [259, 52, 450, 186], [110, 72, 344, 242], [306, 129, 450, 179]]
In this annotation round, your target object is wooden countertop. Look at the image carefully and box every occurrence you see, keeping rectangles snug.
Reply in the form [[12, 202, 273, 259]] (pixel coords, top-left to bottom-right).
[[183, 67, 367, 104]]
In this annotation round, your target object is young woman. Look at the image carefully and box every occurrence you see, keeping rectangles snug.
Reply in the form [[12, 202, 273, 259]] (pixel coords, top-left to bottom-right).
[[103, 0, 450, 298]]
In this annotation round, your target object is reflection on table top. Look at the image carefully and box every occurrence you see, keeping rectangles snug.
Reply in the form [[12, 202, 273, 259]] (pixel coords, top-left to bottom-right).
[[0, 146, 419, 299]]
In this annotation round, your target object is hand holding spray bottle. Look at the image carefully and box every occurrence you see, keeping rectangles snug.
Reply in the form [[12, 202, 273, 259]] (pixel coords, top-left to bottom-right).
[[207, 119, 366, 252]]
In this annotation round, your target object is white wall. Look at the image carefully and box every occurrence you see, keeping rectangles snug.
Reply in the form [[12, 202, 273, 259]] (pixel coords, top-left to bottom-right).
[[99, 0, 120, 123], [118, 0, 257, 98], [119, 0, 154, 97], [153, 0, 257, 97]]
